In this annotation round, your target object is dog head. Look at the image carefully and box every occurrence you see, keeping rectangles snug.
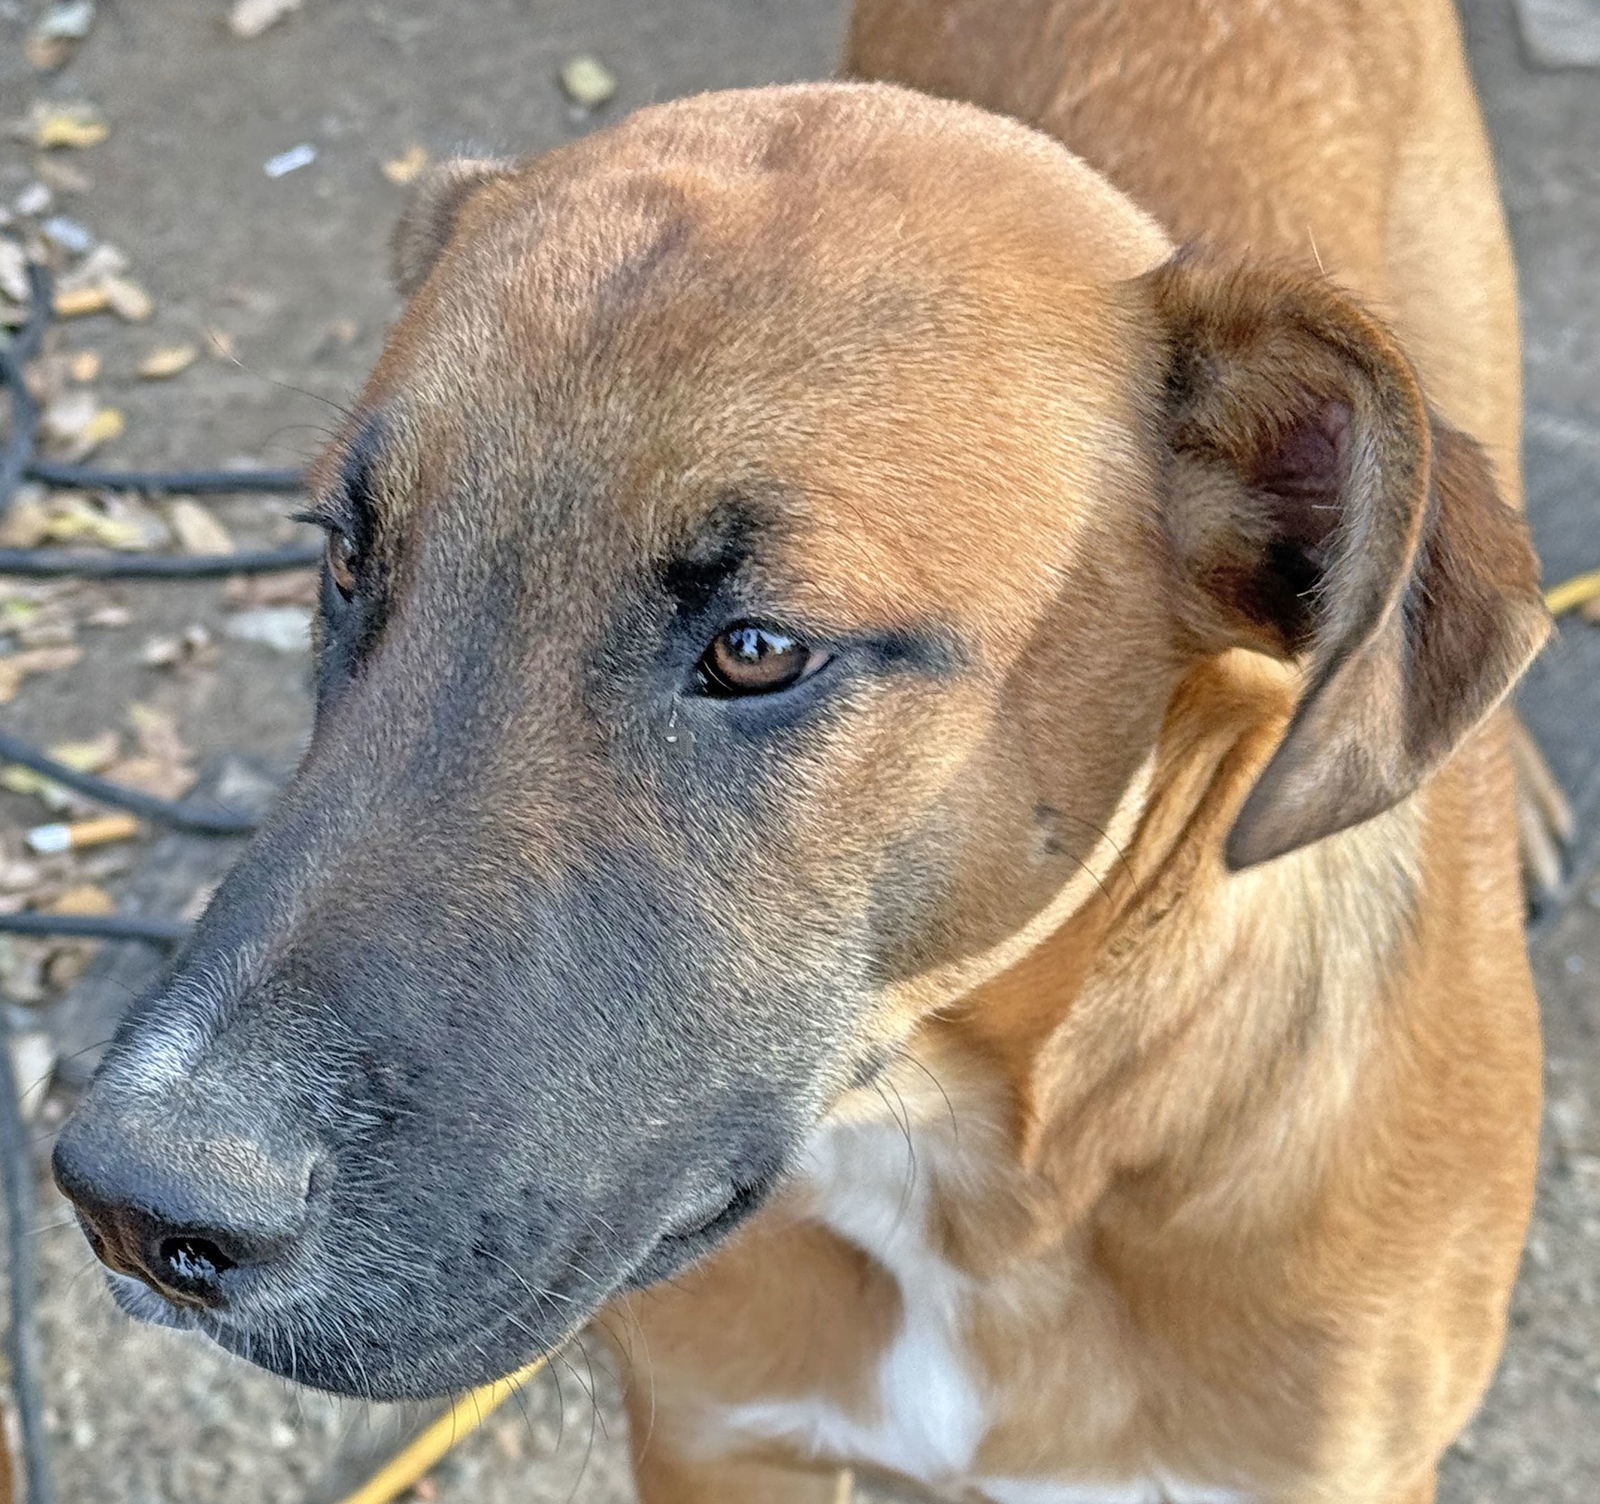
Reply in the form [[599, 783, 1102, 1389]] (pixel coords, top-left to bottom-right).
[[54, 84, 1546, 1397]]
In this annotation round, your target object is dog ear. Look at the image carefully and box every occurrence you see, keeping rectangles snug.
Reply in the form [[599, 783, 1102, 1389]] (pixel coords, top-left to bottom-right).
[[391, 157, 512, 297], [1141, 254, 1549, 869]]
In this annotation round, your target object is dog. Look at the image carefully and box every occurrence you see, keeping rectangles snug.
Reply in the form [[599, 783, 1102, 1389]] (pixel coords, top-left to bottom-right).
[[54, 2, 1549, 1501]]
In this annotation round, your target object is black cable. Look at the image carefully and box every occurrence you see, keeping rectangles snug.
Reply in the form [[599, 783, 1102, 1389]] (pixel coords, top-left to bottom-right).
[[25, 461, 304, 493], [0, 262, 52, 515], [0, 731, 260, 834], [0, 912, 189, 947], [0, 1005, 58, 1504], [0, 542, 321, 578]]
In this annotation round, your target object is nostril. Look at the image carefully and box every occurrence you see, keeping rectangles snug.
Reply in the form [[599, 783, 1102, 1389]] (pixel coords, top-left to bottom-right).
[[157, 1234, 237, 1289]]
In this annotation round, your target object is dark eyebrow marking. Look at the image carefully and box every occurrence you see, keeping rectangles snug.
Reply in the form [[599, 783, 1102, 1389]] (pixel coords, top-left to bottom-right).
[[336, 415, 385, 538], [655, 498, 762, 614], [301, 414, 387, 537]]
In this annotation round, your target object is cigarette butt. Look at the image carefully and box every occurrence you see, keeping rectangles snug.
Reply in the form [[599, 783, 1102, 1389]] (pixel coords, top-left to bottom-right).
[[26, 812, 141, 854]]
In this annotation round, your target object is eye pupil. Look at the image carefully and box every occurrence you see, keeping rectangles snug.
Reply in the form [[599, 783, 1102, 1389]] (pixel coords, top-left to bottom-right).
[[702, 622, 816, 695], [326, 529, 359, 599]]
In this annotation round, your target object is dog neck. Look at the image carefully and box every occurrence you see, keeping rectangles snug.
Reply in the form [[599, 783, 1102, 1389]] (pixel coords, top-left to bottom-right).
[[847, 647, 1423, 1267]]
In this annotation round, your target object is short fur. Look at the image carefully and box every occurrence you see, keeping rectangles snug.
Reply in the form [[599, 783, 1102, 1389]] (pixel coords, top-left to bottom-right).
[[55, 3, 1546, 1502]]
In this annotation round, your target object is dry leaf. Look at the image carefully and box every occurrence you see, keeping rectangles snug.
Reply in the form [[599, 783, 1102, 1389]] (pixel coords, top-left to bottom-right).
[[54, 284, 108, 317], [0, 646, 82, 703], [0, 495, 52, 548], [27, 33, 75, 69], [228, 0, 303, 40], [30, 103, 109, 150], [225, 568, 320, 608], [167, 498, 234, 555], [45, 883, 115, 916], [103, 275, 153, 321], [44, 731, 120, 773], [67, 349, 101, 381], [104, 755, 195, 800], [127, 701, 190, 768], [32, 494, 144, 550], [35, 156, 92, 193], [382, 144, 430, 185], [137, 342, 197, 378], [78, 405, 124, 449]]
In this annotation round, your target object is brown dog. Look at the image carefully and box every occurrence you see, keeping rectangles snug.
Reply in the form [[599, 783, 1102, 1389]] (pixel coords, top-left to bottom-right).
[[52, 2, 1547, 1502], [591, 3, 1549, 1501]]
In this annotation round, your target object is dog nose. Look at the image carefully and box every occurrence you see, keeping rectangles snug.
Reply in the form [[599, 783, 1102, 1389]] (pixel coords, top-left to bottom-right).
[[53, 1115, 310, 1309]]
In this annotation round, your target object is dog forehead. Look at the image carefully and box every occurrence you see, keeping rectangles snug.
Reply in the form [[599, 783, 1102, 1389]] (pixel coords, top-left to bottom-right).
[[342, 84, 1170, 630]]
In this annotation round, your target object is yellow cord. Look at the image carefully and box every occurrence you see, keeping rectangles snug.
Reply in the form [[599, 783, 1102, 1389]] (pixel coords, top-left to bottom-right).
[[1545, 567, 1600, 617], [331, 1355, 548, 1504], [327, 566, 1600, 1504]]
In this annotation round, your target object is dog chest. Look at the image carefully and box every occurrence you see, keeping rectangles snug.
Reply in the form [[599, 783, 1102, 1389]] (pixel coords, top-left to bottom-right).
[[713, 1113, 1252, 1503]]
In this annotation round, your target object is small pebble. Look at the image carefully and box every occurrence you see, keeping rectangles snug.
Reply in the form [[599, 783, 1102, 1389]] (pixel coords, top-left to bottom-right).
[[559, 54, 618, 110], [41, 215, 93, 254], [14, 181, 54, 217], [264, 143, 318, 178], [226, 605, 311, 654]]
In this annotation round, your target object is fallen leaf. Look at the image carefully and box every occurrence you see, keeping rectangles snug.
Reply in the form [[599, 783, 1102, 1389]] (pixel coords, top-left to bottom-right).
[[44, 732, 120, 774], [35, 156, 92, 193], [0, 645, 82, 701], [0, 857, 45, 895], [45, 883, 114, 916], [67, 349, 101, 381], [35, 495, 145, 549], [127, 701, 190, 768], [30, 103, 109, 150], [77, 405, 124, 449], [559, 54, 618, 109], [228, 0, 302, 40], [381, 144, 430, 185], [0, 494, 52, 548], [53, 284, 108, 317], [102, 275, 153, 321], [137, 342, 197, 378], [167, 498, 234, 555], [104, 755, 195, 800], [27, 33, 74, 70], [225, 568, 320, 608]]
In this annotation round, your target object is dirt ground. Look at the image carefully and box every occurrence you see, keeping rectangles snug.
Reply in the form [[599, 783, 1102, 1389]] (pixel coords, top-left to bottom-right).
[[1, 1, 1596, 1501]]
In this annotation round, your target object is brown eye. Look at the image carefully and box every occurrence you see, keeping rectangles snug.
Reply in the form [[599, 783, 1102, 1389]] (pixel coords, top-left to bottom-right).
[[325, 529, 359, 600], [701, 622, 821, 696]]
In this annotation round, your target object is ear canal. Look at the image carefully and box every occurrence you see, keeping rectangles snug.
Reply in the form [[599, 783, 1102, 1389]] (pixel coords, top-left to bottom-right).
[[391, 157, 513, 297], [1141, 254, 1551, 869]]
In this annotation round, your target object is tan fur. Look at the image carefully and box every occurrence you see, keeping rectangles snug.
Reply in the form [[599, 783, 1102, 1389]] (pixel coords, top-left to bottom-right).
[[380, 5, 1546, 1501]]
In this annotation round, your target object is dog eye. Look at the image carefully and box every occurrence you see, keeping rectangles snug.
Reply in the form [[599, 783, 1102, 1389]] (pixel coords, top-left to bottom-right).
[[699, 622, 825, 696], [325, 529, 360, 600]]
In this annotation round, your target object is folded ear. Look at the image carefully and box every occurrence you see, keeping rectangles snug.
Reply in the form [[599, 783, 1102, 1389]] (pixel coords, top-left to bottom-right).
[[391, 157, 513, 297], [1141, 254, 1550, 869]]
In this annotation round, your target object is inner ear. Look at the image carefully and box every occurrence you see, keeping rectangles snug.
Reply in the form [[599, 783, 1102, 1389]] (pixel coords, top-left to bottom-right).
[[1243, 398, 1353, 648]]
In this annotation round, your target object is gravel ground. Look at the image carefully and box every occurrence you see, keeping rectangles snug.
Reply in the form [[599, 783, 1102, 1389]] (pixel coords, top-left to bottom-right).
[[1, 1, 1596, 1501]]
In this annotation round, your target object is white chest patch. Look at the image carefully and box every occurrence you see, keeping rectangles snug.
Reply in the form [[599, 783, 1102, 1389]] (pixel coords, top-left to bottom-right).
[[713, 1113, 1254, 1504], [979, 1479, 1251, 1504], [719, 1115, 987, 1483]]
